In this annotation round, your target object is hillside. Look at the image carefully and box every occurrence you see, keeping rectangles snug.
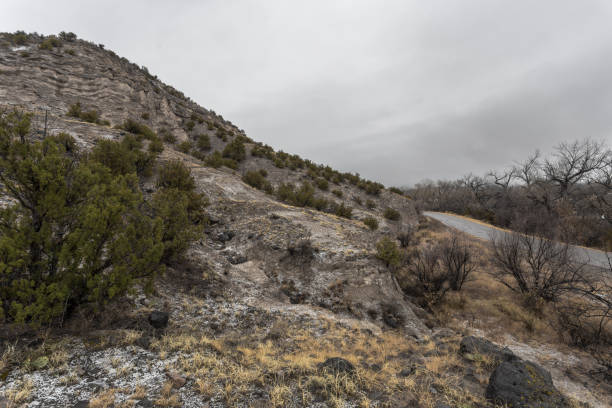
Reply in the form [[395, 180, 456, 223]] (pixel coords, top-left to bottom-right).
[[0, 32, 610, 408]]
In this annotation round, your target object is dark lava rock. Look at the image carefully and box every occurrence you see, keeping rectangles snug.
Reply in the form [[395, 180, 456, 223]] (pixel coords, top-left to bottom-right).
[[317, 357, 355, 375], [459, 336, 515, 361], [216, 230, 235, 243], [135, 399, 154, 408], [486, 358, 570, 408], [148, 311, 169, 329], [135, 335, 151, 350], [227, 252, 247, 265]]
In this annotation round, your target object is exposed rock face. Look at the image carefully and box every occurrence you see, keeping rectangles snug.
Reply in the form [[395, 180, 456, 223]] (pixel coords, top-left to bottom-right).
[[486, 358, 570, 408], [0, 32, 424, 335]]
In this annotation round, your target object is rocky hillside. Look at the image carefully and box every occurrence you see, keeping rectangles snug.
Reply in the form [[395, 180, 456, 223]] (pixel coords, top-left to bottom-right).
[[0, 32, 609, 408]]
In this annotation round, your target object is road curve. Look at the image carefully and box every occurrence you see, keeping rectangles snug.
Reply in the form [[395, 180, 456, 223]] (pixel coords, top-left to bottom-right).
[[423, 211, 612, 269]]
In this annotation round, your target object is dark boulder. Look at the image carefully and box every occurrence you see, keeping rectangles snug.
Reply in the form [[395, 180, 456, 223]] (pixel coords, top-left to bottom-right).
[[459, 336, 515, 362], [216, 230, 235, 243], [318, 357, 355, 375], [486, 358, 570, 408], [148, 311, 169, 329]]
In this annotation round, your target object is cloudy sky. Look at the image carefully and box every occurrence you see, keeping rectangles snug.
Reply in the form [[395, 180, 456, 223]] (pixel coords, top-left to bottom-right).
[[2, 1, 612, 186]]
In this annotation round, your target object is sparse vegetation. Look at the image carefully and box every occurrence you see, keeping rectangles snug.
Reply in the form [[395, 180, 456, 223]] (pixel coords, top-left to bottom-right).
[[39, 35, 62, 50], [363, 216, 378, 230], [243, 170, 273, 193], [67, 102, 110, 125], [383, 207, 400, 221], [120, 119, 157, 140], [222, 138, 246, 162]]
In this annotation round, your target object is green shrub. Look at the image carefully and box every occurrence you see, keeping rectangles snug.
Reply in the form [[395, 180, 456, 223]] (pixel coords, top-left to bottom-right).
[[58, 31, 77, 42], [332, 189, 343, 198], [196, 134, 211, 151], [205, 151, 237, 169], [185, 120, 195, 132], [222, 138, 246, 162], [153, 161, 208, 262], [243, 170, 273, 193], [0, 115, 166, 325], [157, 160, 195, 191], [376, 237, 402, 268], [389, 187, 403, 195], [332, 202, 352, 219], [141, 112, 150, 120], [9, 31, 28, 45], [91, 136, 157, 177], [316, 178, 329, 191], [121, 119, 156, 140], [363, 216, 379, 230], [384, 208, 401, 221], [65, 49, 75, 56], [366, 199, 376, 209], [178, 140, 192, 154], [148, 137, 164, 153], [67, 102, 107, 125], [159, 128, 176, 144], [259, 168, 268, 177], [39, 36, 62, 50]]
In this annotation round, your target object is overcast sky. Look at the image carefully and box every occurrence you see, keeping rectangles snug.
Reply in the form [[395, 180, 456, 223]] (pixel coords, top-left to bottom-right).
[[2, 1, 612, 186]]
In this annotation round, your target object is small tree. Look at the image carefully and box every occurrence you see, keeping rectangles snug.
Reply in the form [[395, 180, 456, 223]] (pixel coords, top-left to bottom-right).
[[154, 160, 208, 262], [376, 237, 402, 268], [439, 234, 475, 290], [384, 207, 401, 221], [490, 231, 587, 303], [0, 114, 164, 324]]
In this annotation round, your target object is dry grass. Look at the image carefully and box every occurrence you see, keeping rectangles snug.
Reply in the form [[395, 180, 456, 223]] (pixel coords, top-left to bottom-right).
[[149, 317, 487, 407], [4, 377, 34, 406], [89, 388, 117, 408]]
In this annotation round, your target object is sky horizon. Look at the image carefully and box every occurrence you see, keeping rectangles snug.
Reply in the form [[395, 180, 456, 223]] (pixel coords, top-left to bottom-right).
[[2, 0, 612, 187]]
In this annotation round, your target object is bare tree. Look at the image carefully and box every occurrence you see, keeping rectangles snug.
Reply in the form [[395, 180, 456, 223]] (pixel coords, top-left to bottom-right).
[[490, 231, 588, 302], [439, 233, 476, 290], [514, 150, 541, 187], [543, 139, 608, 198]]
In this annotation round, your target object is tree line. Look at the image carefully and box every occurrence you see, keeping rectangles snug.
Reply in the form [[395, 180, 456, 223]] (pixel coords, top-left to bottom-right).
[[408, 139, 612, 249]]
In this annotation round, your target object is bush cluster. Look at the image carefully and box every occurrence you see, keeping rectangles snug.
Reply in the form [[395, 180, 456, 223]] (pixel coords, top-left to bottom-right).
[[196, 134, 211, 151], [222, 138, 246, 162], [205, 151, 238, 170], [384, 207, 401, 221], [39, 35, 62, 50], [90, 134, 158, 177], [120, 119, 157, 140], [242, 170, 273, 193], [67, 103, 110, 126], [363, 216, 379, 230], [0, 111, 207, 325]]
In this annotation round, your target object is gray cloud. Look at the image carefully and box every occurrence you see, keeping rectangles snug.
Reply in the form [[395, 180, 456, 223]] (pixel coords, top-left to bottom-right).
[[2, 0, 612, 186]]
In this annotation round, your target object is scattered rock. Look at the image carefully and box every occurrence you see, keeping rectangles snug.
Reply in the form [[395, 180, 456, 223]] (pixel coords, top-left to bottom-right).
[[486, 358, 570, 408], [381, 303, 404, 328], [216, 230, 235, 243], [72, 401, 89, 408], [459, 336, 514, 362], [318, 357, 355, 375], [226, 251, 247, 264], [135, 399, 154, 408], [148, 311, 169, 329], [166, 371, 187, 388]]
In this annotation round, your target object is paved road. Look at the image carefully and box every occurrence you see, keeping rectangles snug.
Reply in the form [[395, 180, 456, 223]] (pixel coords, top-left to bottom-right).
[[423, 211, 612, 269]]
